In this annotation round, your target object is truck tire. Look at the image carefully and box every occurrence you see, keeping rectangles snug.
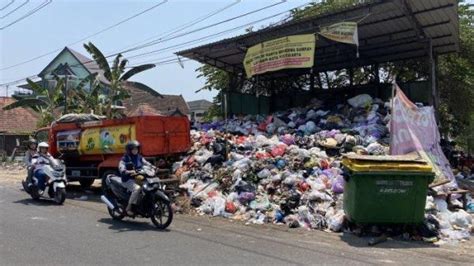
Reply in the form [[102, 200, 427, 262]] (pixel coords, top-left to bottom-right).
[[101, 170, 118, 194], [79, 179, 94, 189]]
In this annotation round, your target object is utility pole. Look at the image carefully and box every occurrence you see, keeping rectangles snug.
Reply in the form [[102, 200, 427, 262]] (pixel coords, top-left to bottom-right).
[[64, 73, 68, 114]]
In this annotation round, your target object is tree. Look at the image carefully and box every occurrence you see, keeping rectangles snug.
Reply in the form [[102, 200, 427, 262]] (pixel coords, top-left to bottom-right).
[[67, 73, 106, 115], [2, 76, 66, 127], [437, 2, 474, 140], [83, 42, 161, 118]]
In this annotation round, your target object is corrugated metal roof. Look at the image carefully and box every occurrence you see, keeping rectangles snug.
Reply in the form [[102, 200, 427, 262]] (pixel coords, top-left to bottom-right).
[[177, 0, 459, 75]]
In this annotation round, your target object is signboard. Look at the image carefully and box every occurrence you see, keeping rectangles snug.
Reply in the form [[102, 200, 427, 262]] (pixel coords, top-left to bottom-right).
[[319, 21, 359, 46], [57, 130, 81, 153], [79, 124, 136, 155], [390, 85, 455, 186], [243, 34, 316, 78]]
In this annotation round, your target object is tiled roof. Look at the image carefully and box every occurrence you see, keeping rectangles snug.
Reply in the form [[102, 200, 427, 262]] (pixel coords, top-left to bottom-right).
[[127, 103, 161, 117], [0, 97, 40, 134], [123, 82, 190, 116], [187, 99, 213, 110]]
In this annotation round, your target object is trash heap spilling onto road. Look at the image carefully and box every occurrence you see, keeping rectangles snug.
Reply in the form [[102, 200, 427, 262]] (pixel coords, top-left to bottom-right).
[[174, 94, 473, 243]]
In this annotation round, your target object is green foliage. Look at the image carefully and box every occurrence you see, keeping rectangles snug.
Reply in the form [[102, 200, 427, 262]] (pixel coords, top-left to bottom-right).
[[202, 92, 224, 122], [437, 2, 474, 140], [83, 42, 159, 118], [196, 65, 230, 93], [290, 0, 370, 20], [2, 76, 66, 127]]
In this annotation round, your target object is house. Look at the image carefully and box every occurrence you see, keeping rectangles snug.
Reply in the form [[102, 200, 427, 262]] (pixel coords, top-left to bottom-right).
[[18, 47, 109, 92], [123, 82, 189, 116], [187, 99, 213, 122], [0, 97, 40, 156], [15, 47, 189, 116]]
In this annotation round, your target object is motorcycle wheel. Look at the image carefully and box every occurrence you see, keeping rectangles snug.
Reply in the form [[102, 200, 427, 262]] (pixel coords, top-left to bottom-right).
[[29, 186, 40, 200], [106, 193, 125, 220], [107, 204, 125, 221], [54, 188, 66, 205], [151, 200, 173, 230]]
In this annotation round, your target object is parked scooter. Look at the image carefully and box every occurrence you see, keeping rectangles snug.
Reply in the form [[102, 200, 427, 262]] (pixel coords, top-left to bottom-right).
[[22, 158, 67, 205], [101, 165, 173, 229]]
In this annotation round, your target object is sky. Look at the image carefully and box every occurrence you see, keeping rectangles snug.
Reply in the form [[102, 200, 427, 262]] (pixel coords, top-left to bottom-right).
[[0, 0, 310, 101]]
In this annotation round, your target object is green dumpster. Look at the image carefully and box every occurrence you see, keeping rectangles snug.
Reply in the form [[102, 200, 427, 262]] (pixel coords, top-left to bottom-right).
[[342, 154, 434, 224]]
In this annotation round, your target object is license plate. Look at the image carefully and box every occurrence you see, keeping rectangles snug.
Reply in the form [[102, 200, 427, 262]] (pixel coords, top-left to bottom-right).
[[71, 170, 81, 177]]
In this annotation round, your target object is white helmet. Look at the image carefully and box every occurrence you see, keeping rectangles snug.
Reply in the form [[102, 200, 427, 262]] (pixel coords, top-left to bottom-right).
[[38, 142, 49, 149]]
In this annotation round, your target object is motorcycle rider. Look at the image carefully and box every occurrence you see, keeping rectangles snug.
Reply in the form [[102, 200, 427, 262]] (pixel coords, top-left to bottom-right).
[[31, 142, 55, 194], [119, 140, 153, 216], [23, 138, 38, 187]]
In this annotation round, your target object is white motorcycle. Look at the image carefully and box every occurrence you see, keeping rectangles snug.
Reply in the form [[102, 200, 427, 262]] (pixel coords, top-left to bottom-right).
[[23, 158, 67, 205]]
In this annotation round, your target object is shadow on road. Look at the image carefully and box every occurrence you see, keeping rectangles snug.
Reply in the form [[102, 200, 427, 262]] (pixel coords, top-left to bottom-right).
[[66, 183, 103, 203], [339, 232, 437, 249], [13, 197, 58, 206], [97, 217, 171, 233]]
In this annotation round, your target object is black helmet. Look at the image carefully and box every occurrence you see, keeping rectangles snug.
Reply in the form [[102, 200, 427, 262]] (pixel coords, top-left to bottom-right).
[[27, 138, 38, 148], [126, 140, 140, 152]]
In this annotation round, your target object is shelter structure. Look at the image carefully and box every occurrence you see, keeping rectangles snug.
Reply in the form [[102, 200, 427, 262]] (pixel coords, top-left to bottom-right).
[[177, 0, 460, 113]]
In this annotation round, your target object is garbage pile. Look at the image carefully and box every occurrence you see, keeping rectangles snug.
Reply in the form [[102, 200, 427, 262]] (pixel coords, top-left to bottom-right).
[[175, 94, 473, 243]]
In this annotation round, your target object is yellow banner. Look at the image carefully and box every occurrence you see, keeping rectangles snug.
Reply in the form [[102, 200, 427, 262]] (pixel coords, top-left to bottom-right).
[[319, 22, 358, 46], [243, 34, 316, 78], [79, 125, 136, 155]]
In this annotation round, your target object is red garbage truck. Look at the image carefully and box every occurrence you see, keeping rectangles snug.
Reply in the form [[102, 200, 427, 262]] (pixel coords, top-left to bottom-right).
[[34, 115, 191, 189]]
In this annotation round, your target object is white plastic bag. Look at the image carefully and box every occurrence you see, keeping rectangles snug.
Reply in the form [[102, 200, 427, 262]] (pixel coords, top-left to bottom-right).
[[347, 94, 373, 108]]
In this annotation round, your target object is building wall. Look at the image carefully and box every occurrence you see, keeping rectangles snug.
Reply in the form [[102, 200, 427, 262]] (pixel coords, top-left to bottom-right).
[[41, 52, 91, 90], [0, 134, 29, 158]]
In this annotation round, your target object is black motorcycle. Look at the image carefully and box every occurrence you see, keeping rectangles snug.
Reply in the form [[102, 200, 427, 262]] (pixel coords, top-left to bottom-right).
[[101, 165, 173, 229]]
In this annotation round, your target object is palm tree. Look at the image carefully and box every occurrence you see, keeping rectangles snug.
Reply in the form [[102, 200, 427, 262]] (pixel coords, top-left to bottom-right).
[[2, 76, 66, 127], [67, 73, 105, 115], [83, 42, 162, 118]]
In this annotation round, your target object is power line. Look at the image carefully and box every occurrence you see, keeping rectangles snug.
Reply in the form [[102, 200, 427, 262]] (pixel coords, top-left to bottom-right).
[[0, 1, 311, 87], [0, 0, 168, 71], [2, 0, 274, 71], [116, 0, 242, 53], [124, 4, 303, 61], [0, 0, 14, 11], [0, 0, 29, 19], [0, 0, 51, 30], [0, 0, 285, 75], [122, 0, 288, 55]]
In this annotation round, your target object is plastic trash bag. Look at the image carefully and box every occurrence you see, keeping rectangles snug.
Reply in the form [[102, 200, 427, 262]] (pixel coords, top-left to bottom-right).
[[331, 175, 345, 194], [348, 94, 373, 108], [327, 210, 345, 232], [448, 210, 472, 229], [238, 192, 256, 204]]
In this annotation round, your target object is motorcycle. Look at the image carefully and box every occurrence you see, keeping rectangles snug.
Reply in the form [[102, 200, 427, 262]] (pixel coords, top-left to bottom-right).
[[101, 165, 173, 229], [22, 158, 67, 205]]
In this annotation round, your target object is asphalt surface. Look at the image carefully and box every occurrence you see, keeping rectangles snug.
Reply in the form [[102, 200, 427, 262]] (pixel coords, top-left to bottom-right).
[[0, 180, 473, 265]]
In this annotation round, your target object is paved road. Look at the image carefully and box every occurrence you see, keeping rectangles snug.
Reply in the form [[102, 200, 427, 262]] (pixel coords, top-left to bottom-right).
[[0, 181, 472, 265]]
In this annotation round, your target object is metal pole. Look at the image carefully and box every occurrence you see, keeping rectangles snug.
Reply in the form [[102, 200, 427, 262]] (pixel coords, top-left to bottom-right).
[[428, 38, 439, 121], [64, 74, 68, 114]]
